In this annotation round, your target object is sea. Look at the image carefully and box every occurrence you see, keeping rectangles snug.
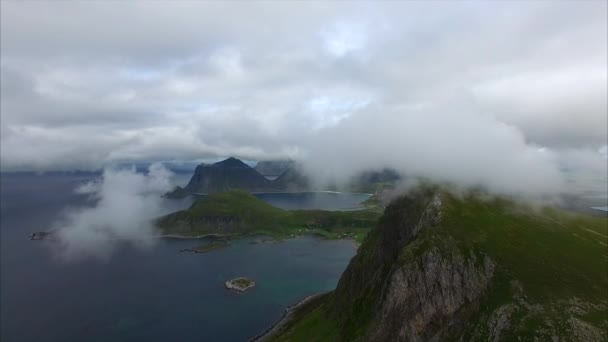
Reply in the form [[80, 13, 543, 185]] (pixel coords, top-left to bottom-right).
[[0, 172, 367, 342]]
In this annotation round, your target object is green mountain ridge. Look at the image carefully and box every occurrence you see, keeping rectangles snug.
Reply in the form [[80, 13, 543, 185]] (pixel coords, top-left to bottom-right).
[[265, 188, 608, 341], [166, 157, 309, 197], [157, 191, 380, 241]]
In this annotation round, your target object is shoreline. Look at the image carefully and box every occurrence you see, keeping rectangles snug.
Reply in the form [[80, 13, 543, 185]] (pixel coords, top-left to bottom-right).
[[188, 190, 374, 196], [249, 292, 326, 342], [157, 233, 228, 239]]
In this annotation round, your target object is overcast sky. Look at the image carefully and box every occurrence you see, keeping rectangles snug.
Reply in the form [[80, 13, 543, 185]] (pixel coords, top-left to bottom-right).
[[1, 1, 606, 195]]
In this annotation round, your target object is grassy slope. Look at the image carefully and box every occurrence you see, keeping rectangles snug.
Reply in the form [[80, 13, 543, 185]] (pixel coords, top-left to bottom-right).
[[158, 190, 379, 242], [443, 193, 607, 303], [272, 192, 608, 341]]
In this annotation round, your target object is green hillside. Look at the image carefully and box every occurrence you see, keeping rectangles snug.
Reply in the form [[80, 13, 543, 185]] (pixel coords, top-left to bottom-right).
[[157, 190, 380, 241], [267, 190, 608, 342]]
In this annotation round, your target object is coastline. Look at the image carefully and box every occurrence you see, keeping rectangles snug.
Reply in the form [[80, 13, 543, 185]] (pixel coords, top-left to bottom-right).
[[157, 233, 228, 239], [249, 292, 327, 342]]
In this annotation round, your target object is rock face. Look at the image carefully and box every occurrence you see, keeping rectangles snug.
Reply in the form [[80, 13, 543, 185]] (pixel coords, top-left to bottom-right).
[[265, 187, 608, 341], [328, 189, 495, 341], [184, 157, 273, 194], [225, 277, 256, 292], [176, 157, 308, 195]]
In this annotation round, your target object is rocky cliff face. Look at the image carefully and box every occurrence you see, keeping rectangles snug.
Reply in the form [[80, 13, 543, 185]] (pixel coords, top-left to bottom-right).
[[329, 189, 495, 341], [184, 157, 273, 194], [176, 157, 308, 195], [268, 188, 607, 341]]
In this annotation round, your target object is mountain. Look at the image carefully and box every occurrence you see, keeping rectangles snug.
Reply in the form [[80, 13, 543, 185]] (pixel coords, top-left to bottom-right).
[[347, 168, 401, 192], [254, 160, 295, 177], [167, 157, 311, 196], [264, 188, 608, 341], [157, 190, 380, 239], [273, 166, 310, 191], [182, 157, 273, 194]]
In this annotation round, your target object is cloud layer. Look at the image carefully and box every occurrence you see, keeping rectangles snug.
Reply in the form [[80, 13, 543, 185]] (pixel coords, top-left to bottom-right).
[[53, 164, 173, 260], [1, 2, 606, 194]]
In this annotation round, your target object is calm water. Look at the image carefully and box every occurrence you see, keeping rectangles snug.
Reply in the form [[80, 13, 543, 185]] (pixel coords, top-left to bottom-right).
[[0, 173, 358, 342]]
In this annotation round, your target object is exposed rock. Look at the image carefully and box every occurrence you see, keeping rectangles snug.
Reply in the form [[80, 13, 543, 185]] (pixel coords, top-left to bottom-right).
[[368, 246, 495, 341], [225, 277, 256, 292], [171, 157, 308, 195], [264, 188, 608, 341]]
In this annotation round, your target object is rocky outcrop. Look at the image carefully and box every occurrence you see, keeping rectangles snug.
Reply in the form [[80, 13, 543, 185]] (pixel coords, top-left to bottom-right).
[[325, 189, 497, 341], [264, 188, 608, 342], [225, 277, 256, 292], [368, 245, 495, 341], [172, 157, 309, 195], [184, 157, 273, 194]]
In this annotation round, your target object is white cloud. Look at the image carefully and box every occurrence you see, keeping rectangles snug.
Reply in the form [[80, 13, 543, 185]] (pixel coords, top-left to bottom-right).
[[0, 1, 606, 195], [52, 164, 173, 260]]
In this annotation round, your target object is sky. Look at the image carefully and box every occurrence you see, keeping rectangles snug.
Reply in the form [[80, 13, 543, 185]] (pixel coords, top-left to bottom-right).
[[1, 1, 607, 196]]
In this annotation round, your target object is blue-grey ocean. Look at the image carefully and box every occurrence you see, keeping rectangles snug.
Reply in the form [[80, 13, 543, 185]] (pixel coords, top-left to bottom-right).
[[0, 173, 364, 342]]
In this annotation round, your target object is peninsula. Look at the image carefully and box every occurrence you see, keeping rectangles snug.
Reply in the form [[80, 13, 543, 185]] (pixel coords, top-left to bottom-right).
[[261, 187, 608, 341], [157, 190, 380, 243]]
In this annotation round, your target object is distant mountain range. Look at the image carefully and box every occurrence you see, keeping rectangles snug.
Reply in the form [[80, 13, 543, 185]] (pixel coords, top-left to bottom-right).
[[165, 157, 308, 197], [165, 157, 402, 198]]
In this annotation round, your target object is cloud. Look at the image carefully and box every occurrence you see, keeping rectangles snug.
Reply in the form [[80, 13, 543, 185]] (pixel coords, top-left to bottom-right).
[[1, 1, 606, 195], [302, 101, 567, 197], [52, 163, 173, 260]]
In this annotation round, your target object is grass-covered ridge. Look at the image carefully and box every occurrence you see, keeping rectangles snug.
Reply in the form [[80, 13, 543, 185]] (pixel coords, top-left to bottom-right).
[[157, 190, 380, 242], [442, 193, 607, 303], [268, 190, 608, 341]]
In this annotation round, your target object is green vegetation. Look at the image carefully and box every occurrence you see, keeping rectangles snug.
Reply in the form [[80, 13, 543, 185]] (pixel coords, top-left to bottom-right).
[[274, 306, 338, 342], [268, 190, 608, 341], [442, 193, 607, 303], [225, 277, 256, 292], [157, 190, 380, 242], [229, 277, 254, 288]]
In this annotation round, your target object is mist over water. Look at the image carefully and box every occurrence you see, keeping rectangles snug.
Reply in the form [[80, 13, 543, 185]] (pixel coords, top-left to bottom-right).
[[51, 164, 174, 260]]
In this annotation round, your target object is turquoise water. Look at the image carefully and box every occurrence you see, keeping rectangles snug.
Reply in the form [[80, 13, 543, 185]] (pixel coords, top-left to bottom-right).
[[0, 173, 358, 342]]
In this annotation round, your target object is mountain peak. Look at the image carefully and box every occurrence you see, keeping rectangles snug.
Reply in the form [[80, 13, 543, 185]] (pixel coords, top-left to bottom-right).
[[214, 157, 249, 168]]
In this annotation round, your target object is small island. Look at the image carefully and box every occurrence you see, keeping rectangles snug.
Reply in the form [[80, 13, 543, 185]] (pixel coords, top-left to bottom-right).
[[29, 231, 54, 240], [225, 277, 256, 292]]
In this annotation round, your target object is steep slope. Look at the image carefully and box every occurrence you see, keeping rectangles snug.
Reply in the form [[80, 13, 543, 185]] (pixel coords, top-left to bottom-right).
[[184, 157, 273, 194], [266, 189, 608, 341], [169, 158, 310, 196], [273, 167, 310, 191]]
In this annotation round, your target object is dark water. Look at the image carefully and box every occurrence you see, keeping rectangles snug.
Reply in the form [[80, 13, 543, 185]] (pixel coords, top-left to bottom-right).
[[254, 192, 370, 211], [0, 173, 358, 342]]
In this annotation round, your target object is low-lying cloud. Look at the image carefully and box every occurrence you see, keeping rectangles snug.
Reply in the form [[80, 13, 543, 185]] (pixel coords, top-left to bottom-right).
[[302, 101, 571, 198], [52, 164, 173, 260], [1, 2, 606, 197]]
